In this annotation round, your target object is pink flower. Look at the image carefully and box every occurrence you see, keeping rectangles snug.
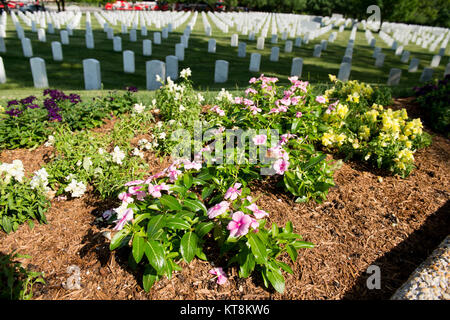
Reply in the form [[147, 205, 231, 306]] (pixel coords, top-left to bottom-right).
[[211, 105, 225, 116], [207, 201, 230, 219], [119, 192, 134, 204], [148, 183, 170, 198], [273, 158, 289, 175], [296, 111, 303, 118], [249, 105, 262, 115], [246, 203, 269, 219], [252, 134, 267, 146], [249, 77, 257, 84], [224, 183, 242, 201], [144, 171, 166, 184], [209, 267, 228, 285], [245, 88, 258, 95], [279, 133, 297, 146], [316, 96, 327, 104], [167, 168, 182, 182], [227, 211, 252, 237], [113, 208, 133, 231], [234, 97, 244, 104], [288, 76, 299, 83], [124, 179, 145, 186], [183, 159, 202, 170], [250, 218, 260, 231], [128, 186, 143, 195]]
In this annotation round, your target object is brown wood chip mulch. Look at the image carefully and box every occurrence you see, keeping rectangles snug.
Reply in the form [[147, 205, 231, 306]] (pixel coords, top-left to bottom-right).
[[0, 98, 449, 300]]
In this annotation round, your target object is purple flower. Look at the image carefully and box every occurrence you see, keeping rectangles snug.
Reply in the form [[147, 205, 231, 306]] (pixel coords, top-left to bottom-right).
[[20, 96, 36, 105], [7, 100, 19, 108], [5, 108, 23, 117], [126, 86, 138, 92], [227, 211, 252, 237]]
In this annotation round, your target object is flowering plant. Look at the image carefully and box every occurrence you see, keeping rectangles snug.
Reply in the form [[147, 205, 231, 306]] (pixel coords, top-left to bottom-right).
[[0, 160, 50, 233]]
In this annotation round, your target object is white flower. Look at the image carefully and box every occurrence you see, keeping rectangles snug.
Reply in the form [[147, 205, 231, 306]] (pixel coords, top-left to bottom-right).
[[93, 167, 103, 177], [197, 93, 205, 102], [30, 168, 51, 192], [216, 88, 234, 103], [83, 157, 93, 171], [44, 135, 55, 147], [179, 105, 186, 112], [132, 148, 144, 159], [155, 74, 162, 83], [151, 99, 157, 107], [156, 121, 163, 128], [168, 120, 176, 125], [111, 146, 126, 165], [159, 132, 167, 140], [64, 179, 87, 198], [76, 160, 82, 167], [98, 148, 106, 155], [1, 160, 25, 184], [133, 103, 146, 114], [180, 67, 192, 79]]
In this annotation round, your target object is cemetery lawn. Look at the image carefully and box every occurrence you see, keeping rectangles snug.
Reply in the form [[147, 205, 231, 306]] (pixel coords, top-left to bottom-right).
[[1, 14, 448, 94], [0, 96, 449, 300]]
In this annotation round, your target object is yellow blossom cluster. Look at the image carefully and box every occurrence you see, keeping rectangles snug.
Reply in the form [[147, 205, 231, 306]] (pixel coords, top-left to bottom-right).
[[394, 149, 415, 171]]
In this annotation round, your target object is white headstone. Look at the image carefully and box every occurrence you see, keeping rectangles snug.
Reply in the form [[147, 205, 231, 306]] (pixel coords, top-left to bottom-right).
[[21, 38, 33, 57], [408, 58, 420, 72], [113, 36, 122, 52], [285, 40, 293, 53], [146, 60, 165, 90], [154, 32, 161, 45], [237, 42, 246, 58], [375, 53, 385, 67], [420, 68, 433, 82], [249, 53, 261, 72], [290, 57, 303, 77], [162, 28, 168, 39], [208, 39, 216, 53], [387, 68, 402, 86], [400, 51, 410, 63], [48, 23, 54, 34], [271, 34, 278, 44], [83, 58, 101, 90], [86, 32, 94, 49], [320, 40, 327, 51], [143, 39, 152, 56], [430, 55, 441, 67], [123, 50, 135, 73], [175, 43, 184, 61], [256, 37, 265, 50], [0, 56, 6, 84], [180, 35, 188, 48], [0, 37, 5, 53], [270, 46, 279, 62], [294, 37, 302, 47], [214, 60, 229, 83], [313, 44, 322, 57], [37, 28, 46, 42], [231, 34, 238, 47], [373, 47, 381, 58], [60, 30, 69, 45], [106, 27, 114, 39], [130, 29, 137, 42], [51, 41, 63, 61], [338, 62, 351, 81], [165, 55, 178, 80], [444, 63, 450, 77], [141, 26, 147, 37], [30, 57, 48, 88]]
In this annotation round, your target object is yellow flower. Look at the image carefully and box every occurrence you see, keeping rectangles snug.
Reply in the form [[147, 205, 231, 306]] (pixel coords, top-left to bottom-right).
[[335, 133, 346, 146], [405, 140, 412, 149], [328, 74, 337, 82], [336, 103, 349, 119], [359, 125, 370, 140], [321, 132, 335, 147], [365, 109, 379, 122]]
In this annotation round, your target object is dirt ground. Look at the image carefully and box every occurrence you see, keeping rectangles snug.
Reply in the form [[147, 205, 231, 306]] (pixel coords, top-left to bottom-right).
[[1, 98, 449, 300]]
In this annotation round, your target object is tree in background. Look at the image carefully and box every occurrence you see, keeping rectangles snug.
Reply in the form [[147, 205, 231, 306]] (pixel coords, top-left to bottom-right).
[[0, 0, 10, 14], [55, 0, 66, 12]]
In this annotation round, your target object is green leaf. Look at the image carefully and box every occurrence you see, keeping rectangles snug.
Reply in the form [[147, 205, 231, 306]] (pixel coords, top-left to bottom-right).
[[247, 232, 267, 265], [132, 235, 145, 263], [146, 215, 166, 239], [285, 221, 293, 233], [201, 185, 215, 199], [195, 221, 214, 238], [292, 241, 315, 249], [144, 240, 166, 274], [238, 247, 256, 278], [286, 245, 298, 263], [165, 217, 191, 230], [142, 265, 159, 292], [265, 265, 285, 293], [109, 228, 131, 250], [160, 195, 182, 211], [276, 261, 294, 274], [180, 232, 199, 263], [183, 199, 207, 214], [183, 173, 193, 189], [302, 154, 327, 171]]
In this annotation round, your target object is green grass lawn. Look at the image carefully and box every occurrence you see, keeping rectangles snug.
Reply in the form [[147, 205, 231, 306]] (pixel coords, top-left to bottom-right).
[[0, 11, 448, 103]]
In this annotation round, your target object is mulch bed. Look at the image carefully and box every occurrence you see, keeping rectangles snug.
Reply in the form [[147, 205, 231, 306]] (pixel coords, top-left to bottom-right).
[[0, 98, 449, 300]]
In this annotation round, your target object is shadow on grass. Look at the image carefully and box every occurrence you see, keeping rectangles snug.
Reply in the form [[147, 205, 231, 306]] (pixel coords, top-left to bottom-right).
[[341, 199, 450, 300]]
